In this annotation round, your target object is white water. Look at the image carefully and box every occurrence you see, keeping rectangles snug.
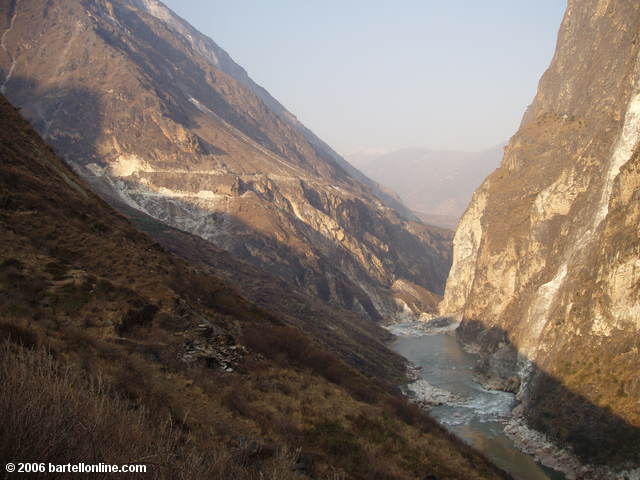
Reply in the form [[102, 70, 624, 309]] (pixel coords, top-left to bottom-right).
[[390, 321, 565, 480], [0, 0, 20, 94]]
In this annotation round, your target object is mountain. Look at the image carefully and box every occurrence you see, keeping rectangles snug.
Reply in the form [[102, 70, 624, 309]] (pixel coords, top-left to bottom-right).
[[347, 146, 503, 229], [0, 93, 511, 479], [0, 0, 451, 321], [442, 0, 640, 473]]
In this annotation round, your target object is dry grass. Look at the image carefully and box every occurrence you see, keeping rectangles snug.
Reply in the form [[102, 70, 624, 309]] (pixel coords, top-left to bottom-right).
[[0, 341, 301, 480], [0, 332, 504, 480]]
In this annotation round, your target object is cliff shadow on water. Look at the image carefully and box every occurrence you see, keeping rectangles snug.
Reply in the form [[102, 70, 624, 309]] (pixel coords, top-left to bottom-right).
[[456, 318, 640, 470]]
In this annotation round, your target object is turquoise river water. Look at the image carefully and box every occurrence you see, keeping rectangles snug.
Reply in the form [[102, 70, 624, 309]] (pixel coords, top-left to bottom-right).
[[389, 322, 566, 480]]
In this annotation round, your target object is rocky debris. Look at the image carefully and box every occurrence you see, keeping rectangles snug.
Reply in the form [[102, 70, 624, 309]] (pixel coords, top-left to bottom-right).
[[406, 364, 422, 382], [385, 317, 459, 337], [474, 374, 520, 395], [420, 316, 459, 334], [465, 335, 521, 394], [406, 379, 461, 407], [180, 327, 245, 372], [171, 300, 246, 371], [504, 417, 583, 479], [504, 416, 640, 480], [424, 317, 453, 329]]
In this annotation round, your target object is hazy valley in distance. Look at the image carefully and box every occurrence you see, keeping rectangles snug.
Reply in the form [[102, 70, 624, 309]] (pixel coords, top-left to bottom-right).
[[347, 145, 504, 230]]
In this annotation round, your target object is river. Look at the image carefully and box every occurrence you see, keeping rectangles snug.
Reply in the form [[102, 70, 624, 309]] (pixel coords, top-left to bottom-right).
[[388, 321, 566, 480]]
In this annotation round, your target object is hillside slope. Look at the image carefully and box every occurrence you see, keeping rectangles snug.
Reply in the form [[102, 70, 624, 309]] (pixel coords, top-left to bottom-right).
[[0, 0, 451, 321], [442, 0, 640, 471], [0, 94, 509, 479]]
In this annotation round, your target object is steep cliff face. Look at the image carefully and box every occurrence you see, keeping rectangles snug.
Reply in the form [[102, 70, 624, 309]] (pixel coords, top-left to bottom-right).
[[0, 0, 451, 321], [442, 0, 640, 469]]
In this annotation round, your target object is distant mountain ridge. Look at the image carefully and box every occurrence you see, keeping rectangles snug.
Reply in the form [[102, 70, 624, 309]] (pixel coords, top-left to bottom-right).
[[348, 145, 503, 228], [0, 0, 451, 321]]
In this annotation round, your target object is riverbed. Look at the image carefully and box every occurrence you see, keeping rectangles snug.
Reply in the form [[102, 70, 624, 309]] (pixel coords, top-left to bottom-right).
[[388, 321, 566, 480]]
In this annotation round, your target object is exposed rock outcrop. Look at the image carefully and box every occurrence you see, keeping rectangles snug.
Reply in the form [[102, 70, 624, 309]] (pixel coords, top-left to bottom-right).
[[442, 0, 640, 470], [0, 0, 451, 322]]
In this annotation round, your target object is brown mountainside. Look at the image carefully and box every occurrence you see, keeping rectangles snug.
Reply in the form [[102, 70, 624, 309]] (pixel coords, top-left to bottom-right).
[[442, 0, 640, 473], [0, 0, 451, 321], [0, 94, 509, 479]]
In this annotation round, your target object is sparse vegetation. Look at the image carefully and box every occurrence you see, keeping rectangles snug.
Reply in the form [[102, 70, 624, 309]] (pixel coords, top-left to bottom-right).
[[0, 96, 508, 479], [0, 341, 300, 480]]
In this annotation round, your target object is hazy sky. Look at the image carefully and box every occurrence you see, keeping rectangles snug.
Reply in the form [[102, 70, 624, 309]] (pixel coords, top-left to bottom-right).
[[162, 1, 566, 155]]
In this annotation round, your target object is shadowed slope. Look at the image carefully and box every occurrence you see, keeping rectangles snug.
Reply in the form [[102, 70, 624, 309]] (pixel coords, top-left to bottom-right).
[[0, 95, 509, 479]]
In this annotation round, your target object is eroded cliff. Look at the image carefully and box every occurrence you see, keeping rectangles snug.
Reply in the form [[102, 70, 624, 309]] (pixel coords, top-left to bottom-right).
[[442, 0, 640, 471], [0, 0, 450, 322]]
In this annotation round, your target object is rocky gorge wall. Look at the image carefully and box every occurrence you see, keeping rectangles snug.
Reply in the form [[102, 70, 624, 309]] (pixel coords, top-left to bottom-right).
[[442, 0, 640, 470], [0, 0, 451, 322]]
